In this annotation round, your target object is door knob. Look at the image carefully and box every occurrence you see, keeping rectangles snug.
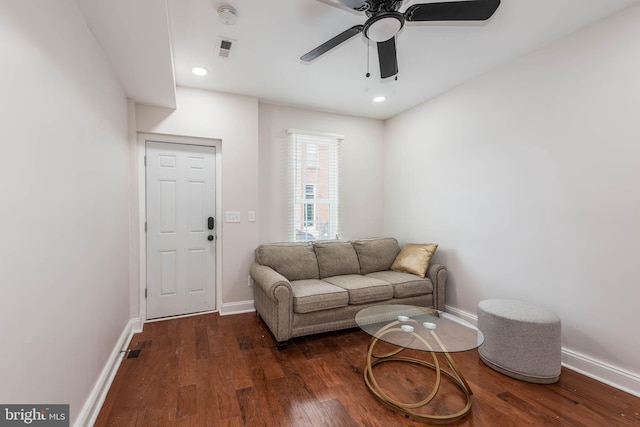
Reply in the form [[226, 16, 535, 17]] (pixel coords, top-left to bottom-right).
[[208, 235, 214, 241]]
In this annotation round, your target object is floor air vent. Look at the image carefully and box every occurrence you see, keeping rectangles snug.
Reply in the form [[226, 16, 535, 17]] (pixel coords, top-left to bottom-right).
[[127, 349, 141, 359]]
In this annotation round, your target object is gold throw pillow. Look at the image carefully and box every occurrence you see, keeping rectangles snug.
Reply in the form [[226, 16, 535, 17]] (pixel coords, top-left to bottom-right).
[[390, 243, 438, 278]]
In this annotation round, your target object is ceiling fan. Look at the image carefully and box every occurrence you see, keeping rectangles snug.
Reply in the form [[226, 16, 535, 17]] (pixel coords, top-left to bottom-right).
[[300, 0, 500, 79]]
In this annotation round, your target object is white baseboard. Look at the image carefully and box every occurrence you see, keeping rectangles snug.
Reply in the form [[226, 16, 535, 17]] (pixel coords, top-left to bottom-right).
[[444, 304, 479, 326], [219, 300, 255, 316], [444, 305, 640, 398], [130, 317, 143, 334], [562, 348, 640, 398], [74, 318, 139, 427]]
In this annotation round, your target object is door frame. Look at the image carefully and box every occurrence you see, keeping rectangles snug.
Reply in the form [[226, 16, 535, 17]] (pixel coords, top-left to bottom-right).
[[137, 133, 222, 323]]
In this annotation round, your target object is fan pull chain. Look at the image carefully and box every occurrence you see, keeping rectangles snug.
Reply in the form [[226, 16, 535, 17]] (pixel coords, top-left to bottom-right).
[[366, 39, 370, 78]]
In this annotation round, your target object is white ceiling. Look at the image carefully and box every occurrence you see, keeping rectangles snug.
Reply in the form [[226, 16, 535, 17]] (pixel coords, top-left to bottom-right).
[[75, 0, 176, 108], [78, 0, 640, 120]]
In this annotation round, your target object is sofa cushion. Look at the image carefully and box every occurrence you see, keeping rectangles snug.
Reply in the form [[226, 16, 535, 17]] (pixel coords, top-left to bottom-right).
[[365, 271, 433, 298], [290, 279, 349, 314], [255, 242, 319, 281], [352, 238, 401, 274], [314, 241, 360, 279], [323, 275, 394, 305], [390, 243, 438, 278]]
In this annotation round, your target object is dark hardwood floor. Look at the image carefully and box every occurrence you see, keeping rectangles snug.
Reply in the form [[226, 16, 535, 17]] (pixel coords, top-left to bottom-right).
[[95, 312, 640, 426]]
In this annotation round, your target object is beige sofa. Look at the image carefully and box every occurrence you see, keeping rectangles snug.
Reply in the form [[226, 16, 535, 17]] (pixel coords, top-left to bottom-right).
[[250, 237, 447, 349]]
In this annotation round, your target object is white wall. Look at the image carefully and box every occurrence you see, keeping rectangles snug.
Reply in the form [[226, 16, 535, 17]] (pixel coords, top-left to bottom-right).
[[258, 103, 386, 242], [0, 0, 130, 423], [384, 4, 640, 391], [136, 87, 259, 306], [127, 99, 141, 320], [136, 95, 383, 311]]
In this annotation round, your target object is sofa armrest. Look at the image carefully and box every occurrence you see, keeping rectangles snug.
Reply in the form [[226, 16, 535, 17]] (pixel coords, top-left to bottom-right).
[[250, 263, 293, 344], [250, 263, 292, 300], [427, 263, 447, 311]]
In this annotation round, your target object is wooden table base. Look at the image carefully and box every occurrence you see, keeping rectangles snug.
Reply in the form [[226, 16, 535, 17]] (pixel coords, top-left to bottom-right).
[[363, 323, 474, 423]]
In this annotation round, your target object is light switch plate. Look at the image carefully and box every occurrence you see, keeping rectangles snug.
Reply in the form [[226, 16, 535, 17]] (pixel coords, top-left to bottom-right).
[[226, 211, 240, 223]]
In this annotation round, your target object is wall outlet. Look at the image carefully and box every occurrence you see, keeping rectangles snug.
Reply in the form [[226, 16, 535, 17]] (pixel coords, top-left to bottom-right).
[[226, 211, 240, 223], [247, 211, 256, 222]]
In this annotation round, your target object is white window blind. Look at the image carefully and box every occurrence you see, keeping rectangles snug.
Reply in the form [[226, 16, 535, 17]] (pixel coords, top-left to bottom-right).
[[287, 129, 343, 242]]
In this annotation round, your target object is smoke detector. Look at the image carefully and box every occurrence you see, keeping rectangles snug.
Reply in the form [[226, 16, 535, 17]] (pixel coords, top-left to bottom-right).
[[217, 6, 238, 25]]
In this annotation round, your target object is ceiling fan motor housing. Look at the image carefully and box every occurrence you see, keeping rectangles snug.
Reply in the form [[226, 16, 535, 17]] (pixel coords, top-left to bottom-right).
[[363, 12, 405, 42], [364, 0, 404, 16]]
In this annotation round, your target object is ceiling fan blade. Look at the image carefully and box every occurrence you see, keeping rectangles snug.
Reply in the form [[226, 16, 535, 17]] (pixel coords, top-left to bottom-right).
[[405, 0, 500, 22], [300, 25, 364, 62], [377, 37, 398, 79]]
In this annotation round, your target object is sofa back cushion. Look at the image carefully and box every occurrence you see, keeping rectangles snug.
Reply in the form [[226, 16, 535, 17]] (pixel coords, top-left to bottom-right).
[[255, 242, 319, 281], [314, 241, 360, 279], [352, 237, 401, 274]]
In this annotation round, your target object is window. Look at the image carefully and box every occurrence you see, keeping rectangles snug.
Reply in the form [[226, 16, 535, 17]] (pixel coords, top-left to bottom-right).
[[305, 144, 318, 168], [287, 129, 342, 242], [304, 184, 315, 227]]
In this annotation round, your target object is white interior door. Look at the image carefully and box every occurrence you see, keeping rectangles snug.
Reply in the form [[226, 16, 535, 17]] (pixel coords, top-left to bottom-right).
[[146, 141, 216, 319]]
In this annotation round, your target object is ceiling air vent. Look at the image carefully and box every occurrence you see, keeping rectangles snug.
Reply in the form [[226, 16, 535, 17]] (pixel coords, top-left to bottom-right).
[[217, 37, 236, 60]]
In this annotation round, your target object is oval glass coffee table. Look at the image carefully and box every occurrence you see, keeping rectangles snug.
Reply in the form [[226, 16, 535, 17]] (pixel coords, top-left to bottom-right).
[[355, 304, 484, 422]]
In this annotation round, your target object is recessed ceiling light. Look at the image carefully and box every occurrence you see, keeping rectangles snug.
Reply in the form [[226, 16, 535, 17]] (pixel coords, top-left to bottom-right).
[[373, 96, 386, 103], [192, 67, 208, 76]]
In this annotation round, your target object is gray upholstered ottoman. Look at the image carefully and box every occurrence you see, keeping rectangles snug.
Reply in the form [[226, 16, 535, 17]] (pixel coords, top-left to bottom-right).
[[477, 299, 561, 384]]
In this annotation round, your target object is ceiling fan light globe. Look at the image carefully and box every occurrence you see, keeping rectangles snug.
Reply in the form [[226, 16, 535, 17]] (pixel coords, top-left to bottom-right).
[[364, 13, 404, 42], [367, 18, 400, 42]]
